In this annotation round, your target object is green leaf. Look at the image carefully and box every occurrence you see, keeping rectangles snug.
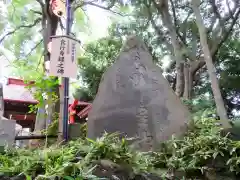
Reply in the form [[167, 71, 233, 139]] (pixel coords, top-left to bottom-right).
[[64, 176, 75, 180], [213, 152, 218, 159]]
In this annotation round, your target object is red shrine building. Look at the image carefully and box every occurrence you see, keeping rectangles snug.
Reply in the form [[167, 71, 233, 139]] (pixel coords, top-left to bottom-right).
[[2, 78, 91, 131]]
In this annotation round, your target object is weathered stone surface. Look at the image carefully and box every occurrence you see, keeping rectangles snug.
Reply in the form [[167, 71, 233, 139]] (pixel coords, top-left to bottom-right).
[[0, 119, 16, 147], [0, 83, 4, 119], [87, 35, 190, 151], [92, 159, 164, 180], [68, 123, 82, 140]]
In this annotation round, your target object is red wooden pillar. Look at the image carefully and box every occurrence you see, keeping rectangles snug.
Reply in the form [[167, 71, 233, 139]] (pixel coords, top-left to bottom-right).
[[68, 99, 78, 124]]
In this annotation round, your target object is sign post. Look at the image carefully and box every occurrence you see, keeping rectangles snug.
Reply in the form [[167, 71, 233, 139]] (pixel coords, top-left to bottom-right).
[[48, 0, 80, 142], [63, 0, 71, 142], [49, 35, 80, 141]]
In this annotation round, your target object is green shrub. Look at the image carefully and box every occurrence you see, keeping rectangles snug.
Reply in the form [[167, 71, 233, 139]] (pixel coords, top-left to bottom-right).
[[0, 133, 152, 179], [151, 109, 240, 178], [1, 111, 240, 179]]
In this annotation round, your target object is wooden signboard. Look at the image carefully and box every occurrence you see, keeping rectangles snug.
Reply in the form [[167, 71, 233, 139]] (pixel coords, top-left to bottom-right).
[[49, 35, 80, 78]]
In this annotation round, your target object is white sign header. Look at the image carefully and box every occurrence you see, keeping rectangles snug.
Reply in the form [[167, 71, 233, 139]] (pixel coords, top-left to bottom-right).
[[49, 36, 79, 78]]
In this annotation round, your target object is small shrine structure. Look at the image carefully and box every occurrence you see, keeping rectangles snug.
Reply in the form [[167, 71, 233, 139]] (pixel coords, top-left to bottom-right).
[[2, 78, 91, 132]]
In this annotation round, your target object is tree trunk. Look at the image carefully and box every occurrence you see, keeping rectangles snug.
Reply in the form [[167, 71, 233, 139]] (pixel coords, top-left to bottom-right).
[[192, 1, 231, 128], [30, 2, 60, 147], [183, 63, 193, 99], [154, 0, 185, 97], [175, 62, 184, 97], [58, 84, 64, 141]]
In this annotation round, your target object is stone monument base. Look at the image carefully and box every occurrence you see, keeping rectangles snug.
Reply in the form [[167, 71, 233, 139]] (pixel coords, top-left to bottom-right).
[[68, 123, 82, 140]]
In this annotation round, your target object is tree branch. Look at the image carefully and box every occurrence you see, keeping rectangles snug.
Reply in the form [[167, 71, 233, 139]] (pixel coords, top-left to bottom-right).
[[207, 15, 217, 34], [59, 19, 77, 36], [59, 19, 65, 31], [143, 1, 173, 54], [9, 1, 16, 21], [25, 40, 43, 58], [14, 39, 43, 63], [210, 0, 222, 21], [84, 0, 116, 9], [36, 50, 45, 71], [225, 0, 234, 19], [211, 8, 240, 57], [180, 10, 193, 44], [169, 0, 187, 45], [30, 10, 42, 15], [222, 0, 238, 22], [35, 0, 44, 10], [79, 6, 91, 22], [73, 0, 84, 11], [75, 0, 125, 16], [0, 53, 18, 69], [210, 0, 238, 36], [0, 18, 41, 44], [191, 8, 240, 75]]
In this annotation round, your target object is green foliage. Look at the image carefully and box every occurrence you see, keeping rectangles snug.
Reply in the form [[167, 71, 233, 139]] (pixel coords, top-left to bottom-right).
[[218, 38, 240, 112], [1, 1, 240, 178], [25, 76, 59, 113], [79, 123, 87, 139], [1, 0, 91, 111], [182, 96, 215, 115], [73, 87, 93, 102], [153, 110, 234, 176], [2, 111, 240, 179], [78, 37, 122, 99], [44, 112, 59, 136], [2, 0, 42, 61], [0, 133, 152, 179], [73, 7, 90, 34]]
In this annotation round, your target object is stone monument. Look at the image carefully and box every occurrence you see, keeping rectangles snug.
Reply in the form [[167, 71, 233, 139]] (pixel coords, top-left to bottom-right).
[[0, 83, 16, 149], [0, 82, 3, 119], [87, 36, 190, 151], [0, 119, 16, 148]]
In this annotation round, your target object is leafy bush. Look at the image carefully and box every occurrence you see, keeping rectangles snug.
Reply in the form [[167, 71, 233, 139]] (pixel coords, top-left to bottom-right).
[[0, 133, 152, 179], [151, 109, 240, 179], [2, 112, 240, 179]]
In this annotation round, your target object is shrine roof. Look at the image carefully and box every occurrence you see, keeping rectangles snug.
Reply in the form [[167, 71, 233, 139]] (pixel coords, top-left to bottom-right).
[[3, 78, 37, 104], [4, 84, 37, 104], [3, 78, 89, 105]]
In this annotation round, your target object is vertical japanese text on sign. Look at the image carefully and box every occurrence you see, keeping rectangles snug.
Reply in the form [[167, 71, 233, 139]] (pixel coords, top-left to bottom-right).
[[49, 36, 79, 78], [57, 39, 66, 75], [71, 42, 76, 62]]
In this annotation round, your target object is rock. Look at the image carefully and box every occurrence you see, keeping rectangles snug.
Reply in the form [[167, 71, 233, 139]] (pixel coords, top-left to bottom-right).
[[134, 173, 164, 180], [0, 118, 16, 148], [0, 174, 10, 180], [92, 160, 165, 180], [204, 168, 237, 180], [0, 83, 4, 118], [10, 174, 26, 180], [87, 35, 190, 151], [92, 159, 133, 180], [0, 174, 26, 180]]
